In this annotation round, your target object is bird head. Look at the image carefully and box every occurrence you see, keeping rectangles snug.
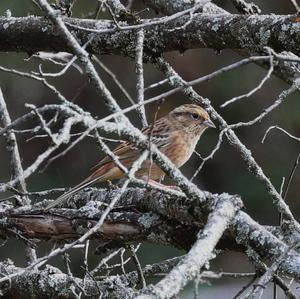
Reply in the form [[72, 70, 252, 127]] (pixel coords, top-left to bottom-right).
[[168, 104, 215, 135]]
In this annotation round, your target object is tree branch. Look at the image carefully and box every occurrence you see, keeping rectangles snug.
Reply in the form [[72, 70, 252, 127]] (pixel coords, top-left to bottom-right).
[[0, 88, 37, 263], [143, 0, 300, 85], [0, 205, 199, 251], [0, 261, 135, 299], [135, 197, 237, 299], [0, 13, 300, 57], [2, 187, 300, 281]]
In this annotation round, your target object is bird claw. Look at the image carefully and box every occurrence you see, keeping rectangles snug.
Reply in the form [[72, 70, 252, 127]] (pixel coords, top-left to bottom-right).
[[146, 179, 182, 192], [107, 180, 119, 190]]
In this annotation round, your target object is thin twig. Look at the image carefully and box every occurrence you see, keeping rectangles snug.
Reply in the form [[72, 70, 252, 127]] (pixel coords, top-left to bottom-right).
[[128, 245, 146, 289], [0, 88, 37, 264], [135, 29, 147, 127]]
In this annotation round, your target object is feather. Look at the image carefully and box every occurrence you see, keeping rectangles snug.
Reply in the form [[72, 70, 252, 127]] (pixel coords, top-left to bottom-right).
[[45, 104, 214, 210], [45, 162, 119, 211], [44, 175, 100, 211]]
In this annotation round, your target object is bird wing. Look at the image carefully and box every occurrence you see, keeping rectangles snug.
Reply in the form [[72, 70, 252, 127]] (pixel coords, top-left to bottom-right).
[[91, 142, 139, 171], [44, 118, 172, 211], [92, 117, 171, 170]]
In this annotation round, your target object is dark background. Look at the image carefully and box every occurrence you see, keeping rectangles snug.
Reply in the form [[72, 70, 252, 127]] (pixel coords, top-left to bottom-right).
[[0, 1, 299, 297]]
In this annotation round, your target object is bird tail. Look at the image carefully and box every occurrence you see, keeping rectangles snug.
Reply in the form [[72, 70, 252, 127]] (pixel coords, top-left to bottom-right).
[[44, 163, 112, 211]]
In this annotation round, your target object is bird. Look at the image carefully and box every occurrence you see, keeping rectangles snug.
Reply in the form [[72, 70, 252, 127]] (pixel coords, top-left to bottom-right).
[[45, 104, 215, 210]]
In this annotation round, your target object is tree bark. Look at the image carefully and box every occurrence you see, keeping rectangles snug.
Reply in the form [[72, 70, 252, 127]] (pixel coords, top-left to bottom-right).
[[0, 14, 300, 56]]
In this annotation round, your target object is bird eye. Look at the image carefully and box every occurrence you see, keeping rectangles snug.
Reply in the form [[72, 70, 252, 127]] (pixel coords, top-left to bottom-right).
[[190, 113, 199, 120]]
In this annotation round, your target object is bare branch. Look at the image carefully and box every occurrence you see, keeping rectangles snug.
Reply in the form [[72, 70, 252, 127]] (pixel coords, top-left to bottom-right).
[[143, 0, 300, 86], [262, 125, 300, 143], [229, 80, 300, 129], [0, 88, 37, 263], [135, 198, 237, 299], [135, 29, 147, 127], [154, 57, 300, 229], [1, 13, 300, 57]]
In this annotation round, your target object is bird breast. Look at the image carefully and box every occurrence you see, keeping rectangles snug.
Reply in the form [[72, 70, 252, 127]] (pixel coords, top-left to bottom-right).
[[163, 133, 199, 168]]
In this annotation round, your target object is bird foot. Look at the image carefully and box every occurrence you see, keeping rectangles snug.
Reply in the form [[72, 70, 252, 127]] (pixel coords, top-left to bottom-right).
[[146, 179, 181, 192], [107, 180, 119, 190]]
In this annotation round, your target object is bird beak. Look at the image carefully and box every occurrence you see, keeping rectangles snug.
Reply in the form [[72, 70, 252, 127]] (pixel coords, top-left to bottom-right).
[[203, 119, 216, 128]]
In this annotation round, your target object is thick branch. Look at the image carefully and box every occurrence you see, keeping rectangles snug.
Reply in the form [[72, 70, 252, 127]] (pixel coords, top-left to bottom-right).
[[0, 14, 300, 56], [144, 0, 300, 84], [0, 257, 181, 298], [135, 197, 237, 299], [0, 261, 135, 299], [79, 188, 300, 281], [0, 207, 199, 251], [8, 187, 295, 281], [2, 187, 300, 293]]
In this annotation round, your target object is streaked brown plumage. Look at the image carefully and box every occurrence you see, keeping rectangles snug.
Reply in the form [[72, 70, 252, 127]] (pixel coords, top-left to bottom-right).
[[45, 104, 215, 210]]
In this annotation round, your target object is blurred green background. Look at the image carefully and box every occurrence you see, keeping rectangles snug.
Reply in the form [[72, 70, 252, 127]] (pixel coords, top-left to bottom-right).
[[0, 1, 299, 298]]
